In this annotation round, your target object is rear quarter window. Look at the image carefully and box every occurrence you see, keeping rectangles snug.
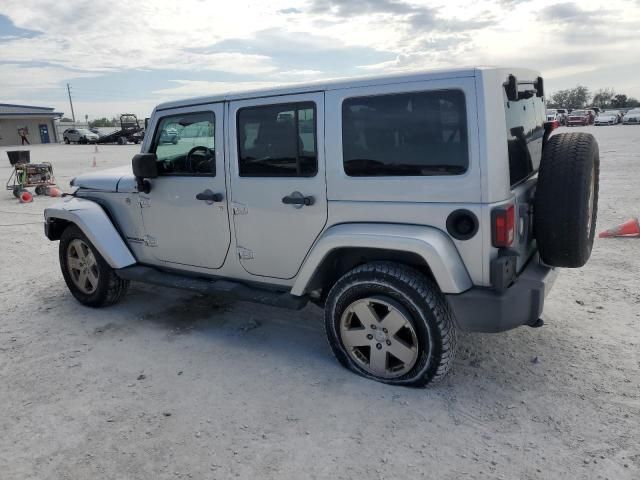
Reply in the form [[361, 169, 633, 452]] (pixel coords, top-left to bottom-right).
[[342, 89, 468, 176]]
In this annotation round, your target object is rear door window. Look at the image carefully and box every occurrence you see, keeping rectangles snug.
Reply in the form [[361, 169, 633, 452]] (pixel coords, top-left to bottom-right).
[[504, 92, 545, 187], [237, 102, 317, 177], [342, 90, 468, 176]]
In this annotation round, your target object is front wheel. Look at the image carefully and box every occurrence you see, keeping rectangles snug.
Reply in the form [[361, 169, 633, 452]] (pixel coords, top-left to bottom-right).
[[64, 137, 70, 144], [59, 225, 130, 307], [325, 262, 457, 387]]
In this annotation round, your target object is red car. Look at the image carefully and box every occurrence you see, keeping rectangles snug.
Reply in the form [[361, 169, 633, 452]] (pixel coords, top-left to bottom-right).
[[566, 109, 592, 126]]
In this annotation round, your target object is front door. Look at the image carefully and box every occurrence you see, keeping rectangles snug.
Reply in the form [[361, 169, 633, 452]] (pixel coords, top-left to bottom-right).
[[39, 124, 50, 143], [140, 104, 230, 270], [229, 93, 327, 279]]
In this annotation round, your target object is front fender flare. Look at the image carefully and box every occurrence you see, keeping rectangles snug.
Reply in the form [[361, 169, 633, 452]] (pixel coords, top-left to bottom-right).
[[291, 223, 472, 296], [44, 197, 136, 269]]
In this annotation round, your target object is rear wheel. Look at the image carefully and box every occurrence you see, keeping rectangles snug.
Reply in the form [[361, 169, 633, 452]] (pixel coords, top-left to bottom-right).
[[534, 132, 599, 267], [59, 225, 129, 307], [325, 262, 456, 387], [12, 186, 23, 198]]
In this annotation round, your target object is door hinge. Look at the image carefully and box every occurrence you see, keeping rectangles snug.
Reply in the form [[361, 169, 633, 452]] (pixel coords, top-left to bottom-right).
[[232, 202, 248, 215], [237, 247, 253, 260], [139, 196, 151, 208], [144, 235, 158, 247]]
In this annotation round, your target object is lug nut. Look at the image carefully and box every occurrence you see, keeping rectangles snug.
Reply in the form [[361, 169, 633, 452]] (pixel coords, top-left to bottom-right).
[[370, 325, 377, 330], [367, 334, 373, 340], [376, 343, 382, 350], [386, 340, 391, 346], [382, 328, 388, 333]]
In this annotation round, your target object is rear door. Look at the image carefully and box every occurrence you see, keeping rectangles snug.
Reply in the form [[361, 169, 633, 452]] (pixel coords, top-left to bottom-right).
[[504, 80, 546, 270], [228, 93, 327, 279]]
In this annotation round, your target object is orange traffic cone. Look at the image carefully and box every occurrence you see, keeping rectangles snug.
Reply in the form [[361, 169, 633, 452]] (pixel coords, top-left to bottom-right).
[[46, 186, 62, 197], [599, 217, 640, 238], [19, 190, 33, 203]]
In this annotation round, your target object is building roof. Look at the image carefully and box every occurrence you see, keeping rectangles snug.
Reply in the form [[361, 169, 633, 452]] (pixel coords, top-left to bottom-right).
[[0, 103, 63, 117]]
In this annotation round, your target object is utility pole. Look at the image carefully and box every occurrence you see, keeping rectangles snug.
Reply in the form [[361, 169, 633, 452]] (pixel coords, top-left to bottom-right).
[[67, 83, 76, 125]]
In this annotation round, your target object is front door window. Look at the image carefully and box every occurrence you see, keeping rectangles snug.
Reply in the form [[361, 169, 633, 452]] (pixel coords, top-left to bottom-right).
[[152, 112, 216, 176]]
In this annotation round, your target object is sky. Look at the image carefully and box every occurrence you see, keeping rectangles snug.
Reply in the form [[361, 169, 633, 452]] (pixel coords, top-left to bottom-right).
[[1, 0, 639, 120]]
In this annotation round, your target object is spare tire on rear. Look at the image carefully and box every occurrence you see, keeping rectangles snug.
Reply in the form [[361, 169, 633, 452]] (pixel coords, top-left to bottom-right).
[[534, 132, 599, 268]]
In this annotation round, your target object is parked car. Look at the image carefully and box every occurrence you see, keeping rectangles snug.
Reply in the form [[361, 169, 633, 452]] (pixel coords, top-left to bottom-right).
[[159, 127, 179, 144], [546, 109, 561, 122], [63, 128, 99, 144], [555, 108, 569, 125], [623, 109, 640, 124], [44, 68, 599, 387], [566, 110, 591, 126], [594, 110, 620, 125]]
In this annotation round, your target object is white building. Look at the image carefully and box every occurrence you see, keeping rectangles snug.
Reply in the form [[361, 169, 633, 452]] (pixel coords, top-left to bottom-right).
[[0, 103, 63, 147]]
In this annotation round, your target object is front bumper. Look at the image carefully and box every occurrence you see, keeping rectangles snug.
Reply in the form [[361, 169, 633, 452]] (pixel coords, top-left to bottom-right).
[[446, 253, 557, 333]]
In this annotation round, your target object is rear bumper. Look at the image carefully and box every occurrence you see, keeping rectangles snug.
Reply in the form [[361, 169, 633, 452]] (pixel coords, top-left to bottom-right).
[[446, 253, 557, 333]]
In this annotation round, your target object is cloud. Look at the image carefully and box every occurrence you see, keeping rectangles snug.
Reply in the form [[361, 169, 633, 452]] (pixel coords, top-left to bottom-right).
[[0, 13, 41, 38], [309, 0, 417, 16], [0, 63, 98, 96], [1, 0, 640, 118], [278, 7, 302, 14], [152, 80, 285, 98], [539, 2, 600, 22]]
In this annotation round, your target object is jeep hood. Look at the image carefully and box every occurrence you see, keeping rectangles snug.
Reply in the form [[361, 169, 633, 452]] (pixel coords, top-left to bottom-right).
[[71, 165, 136, 192]]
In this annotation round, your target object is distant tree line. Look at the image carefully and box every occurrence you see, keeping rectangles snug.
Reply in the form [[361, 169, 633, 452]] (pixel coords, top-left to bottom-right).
[[547, 86, 640, 110]]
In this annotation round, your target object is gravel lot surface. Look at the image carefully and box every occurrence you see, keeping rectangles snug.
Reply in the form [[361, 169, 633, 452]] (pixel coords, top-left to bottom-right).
[[1, 128, 638, 479]]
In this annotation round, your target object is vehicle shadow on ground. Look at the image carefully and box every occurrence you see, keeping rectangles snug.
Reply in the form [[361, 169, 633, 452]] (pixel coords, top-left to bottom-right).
[[65, 282, 554, 395]]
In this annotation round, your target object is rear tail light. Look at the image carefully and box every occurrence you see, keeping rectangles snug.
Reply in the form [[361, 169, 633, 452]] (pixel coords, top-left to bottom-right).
[[492, 204, 515, 247]]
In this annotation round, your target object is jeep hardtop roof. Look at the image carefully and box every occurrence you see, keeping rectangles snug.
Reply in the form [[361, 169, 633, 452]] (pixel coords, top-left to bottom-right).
[[155, 66, 540, 111]]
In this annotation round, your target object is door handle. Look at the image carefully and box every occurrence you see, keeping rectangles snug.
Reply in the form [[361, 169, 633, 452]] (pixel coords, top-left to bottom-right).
[[196, 189, 223, 204], [282, 192, 315, 207]]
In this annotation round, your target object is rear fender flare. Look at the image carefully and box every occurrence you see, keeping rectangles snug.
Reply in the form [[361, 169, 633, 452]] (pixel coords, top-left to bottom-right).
[[291, 223, 472, 296], [44, 197, 136, 269]]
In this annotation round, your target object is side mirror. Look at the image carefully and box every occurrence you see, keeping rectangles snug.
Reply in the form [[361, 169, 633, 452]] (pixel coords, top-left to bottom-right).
[[132, 153, 158, 194]]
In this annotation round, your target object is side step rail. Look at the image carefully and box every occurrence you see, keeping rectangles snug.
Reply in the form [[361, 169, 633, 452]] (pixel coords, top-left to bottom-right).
[[116, 265, 308, 310]]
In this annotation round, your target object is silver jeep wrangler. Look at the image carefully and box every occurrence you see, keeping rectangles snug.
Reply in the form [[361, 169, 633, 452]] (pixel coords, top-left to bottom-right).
[[45, 67, 599, 387]]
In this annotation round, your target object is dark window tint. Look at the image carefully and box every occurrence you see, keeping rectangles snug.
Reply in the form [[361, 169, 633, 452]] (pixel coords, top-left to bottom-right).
[[342, 90, 468, 176], [238, 102, 317, 177], [152, 111, 216, 176], [504, 90, 545, 186]]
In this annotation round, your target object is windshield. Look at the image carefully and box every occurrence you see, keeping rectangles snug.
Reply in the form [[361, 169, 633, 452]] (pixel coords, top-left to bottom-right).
[[571, 110, 587, 115], [546, 110, 556, 114], [602, 111, 618, 116], [77, 129, 92, 134]]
